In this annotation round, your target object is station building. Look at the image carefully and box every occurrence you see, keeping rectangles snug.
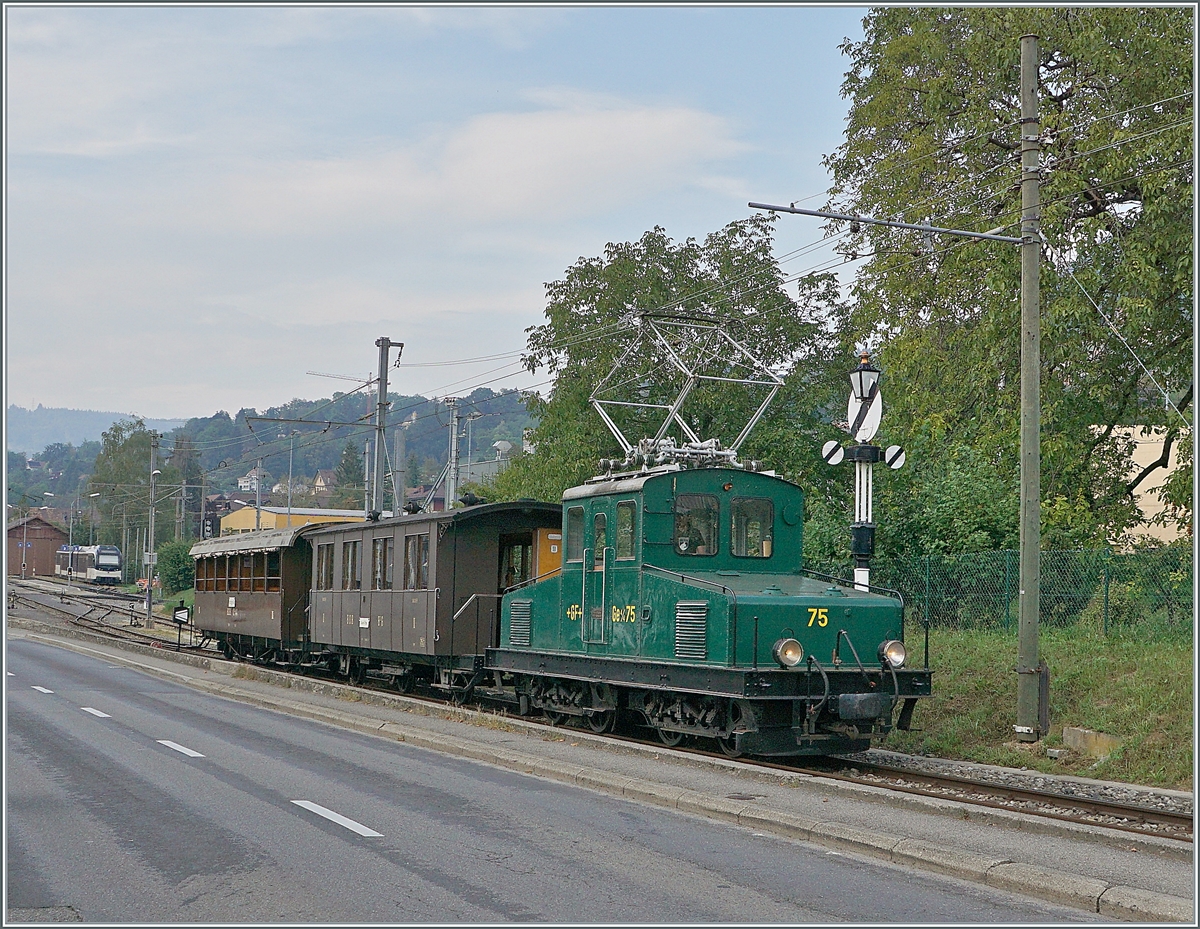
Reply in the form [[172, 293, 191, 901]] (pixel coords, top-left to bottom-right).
[[220, 505, 371, 535], [6, 514, 69, 578]]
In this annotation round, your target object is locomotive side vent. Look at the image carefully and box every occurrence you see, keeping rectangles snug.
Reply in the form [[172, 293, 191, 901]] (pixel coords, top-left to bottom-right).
[[674, 601, 708, 660], [510, 600, 532, 647]]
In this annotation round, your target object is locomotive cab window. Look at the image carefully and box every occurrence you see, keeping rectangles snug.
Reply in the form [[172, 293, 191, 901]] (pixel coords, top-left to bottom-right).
[[616, 501, 636, 560], [566, 506, 584, 562], [675, 494, 719, 556], [732, 497, 774, 558]]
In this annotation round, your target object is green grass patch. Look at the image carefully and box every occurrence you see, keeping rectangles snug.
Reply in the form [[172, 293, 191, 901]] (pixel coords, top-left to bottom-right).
[[889, 625, 1193, 790]]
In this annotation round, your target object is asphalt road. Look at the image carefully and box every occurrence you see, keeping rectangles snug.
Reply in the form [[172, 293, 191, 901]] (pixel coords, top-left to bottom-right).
[[6, 638, 1096, 923]]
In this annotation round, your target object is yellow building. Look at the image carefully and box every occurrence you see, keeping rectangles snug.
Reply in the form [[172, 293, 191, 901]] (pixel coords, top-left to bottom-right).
[[220, 505, 378, 535], [1115, 426, 1188, 545]]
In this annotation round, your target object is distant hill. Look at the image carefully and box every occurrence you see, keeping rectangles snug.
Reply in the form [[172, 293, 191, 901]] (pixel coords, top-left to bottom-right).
[[6, 405, 187, 455]]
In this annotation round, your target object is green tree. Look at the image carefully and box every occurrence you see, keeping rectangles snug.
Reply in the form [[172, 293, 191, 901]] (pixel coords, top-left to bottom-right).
[[825, 7, 1193, 544], [88, 419, 181, 553], [331, 441, 365, 509], [490, 216, 847, 503], [156, 539, 195, 596]]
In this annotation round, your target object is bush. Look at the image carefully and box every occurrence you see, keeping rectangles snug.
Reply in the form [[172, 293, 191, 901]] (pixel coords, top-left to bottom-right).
[[156, 540, 195, 596]]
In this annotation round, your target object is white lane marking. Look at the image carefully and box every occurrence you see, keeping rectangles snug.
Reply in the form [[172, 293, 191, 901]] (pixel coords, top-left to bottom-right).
[[31, 686, 54, 693], [80, 707, 112, 718], [157, 740, 205, 758], [291, 800, 383, 837], [7, 672, 14, 676]]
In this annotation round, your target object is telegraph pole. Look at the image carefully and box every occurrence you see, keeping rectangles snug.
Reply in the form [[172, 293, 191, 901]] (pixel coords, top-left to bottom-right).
[[372, 337, 403, 516], [445, 397, 461, 508], [1015, 33, 1045, 741], [748, 34, 1046, 740], [146, 434, 159, 629], [394, 418, 407, 514]]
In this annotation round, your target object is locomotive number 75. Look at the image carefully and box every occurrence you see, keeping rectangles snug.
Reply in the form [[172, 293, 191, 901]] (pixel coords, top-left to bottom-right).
[[807, 607, 829, 627]]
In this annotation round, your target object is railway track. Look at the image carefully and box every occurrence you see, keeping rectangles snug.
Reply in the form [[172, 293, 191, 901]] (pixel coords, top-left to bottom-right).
[[10, 585, 1191, 843], [8, 583, 205, 651]]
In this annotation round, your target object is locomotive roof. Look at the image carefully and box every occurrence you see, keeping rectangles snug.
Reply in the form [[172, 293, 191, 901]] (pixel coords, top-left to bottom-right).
[[301, 499, 562, 538], [189, 524, 320, 557], [564, 464, 799, 500]]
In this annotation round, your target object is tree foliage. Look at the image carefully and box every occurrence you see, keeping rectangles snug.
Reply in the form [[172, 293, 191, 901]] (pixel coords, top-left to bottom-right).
[[824, 7, 1193, 544], [156, 540, 195, 596], [88, 418, 181, 552], [489, 216, 847, 503]]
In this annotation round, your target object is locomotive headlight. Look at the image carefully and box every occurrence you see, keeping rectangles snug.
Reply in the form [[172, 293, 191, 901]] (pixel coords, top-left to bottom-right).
[[879, 639, 907, 669], [773, 638, 803, 668]]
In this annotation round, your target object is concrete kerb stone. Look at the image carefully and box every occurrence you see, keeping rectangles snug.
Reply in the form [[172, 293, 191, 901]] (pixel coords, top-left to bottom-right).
[[891, 838, 1007, 883], [11, 622, 1195, 923], [1099, 885, 1194, 923], [985, 861, 1111, 913], [676, 790, 750, 823], [738, 805, 816, 842], [622, 780, 687, 808], [810, 821, 902, 858]]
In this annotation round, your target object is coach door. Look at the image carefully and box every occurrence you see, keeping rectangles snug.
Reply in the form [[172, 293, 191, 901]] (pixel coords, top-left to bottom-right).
[[402, 532, 435, 654], [584, 510, 609, 645]]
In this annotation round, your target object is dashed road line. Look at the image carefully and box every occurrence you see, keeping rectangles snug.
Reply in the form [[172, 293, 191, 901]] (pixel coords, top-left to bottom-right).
[[80, 707, 112, 718], [291, 800, 383, 837], [31, 685, 54, 693], [157, 739, 205, 758]]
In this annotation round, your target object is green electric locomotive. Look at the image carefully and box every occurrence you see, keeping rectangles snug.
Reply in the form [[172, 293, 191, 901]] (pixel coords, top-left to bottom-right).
[[489, 462, 931, 756]]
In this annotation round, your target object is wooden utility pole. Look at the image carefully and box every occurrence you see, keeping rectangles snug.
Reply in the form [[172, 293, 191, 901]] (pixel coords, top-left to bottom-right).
[[1016, 33, 1045, 741]]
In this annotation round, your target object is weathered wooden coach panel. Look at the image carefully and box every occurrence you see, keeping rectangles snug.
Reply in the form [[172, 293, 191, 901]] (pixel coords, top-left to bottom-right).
[[191, 526, 317, 650], [306, 502, 562, 662]]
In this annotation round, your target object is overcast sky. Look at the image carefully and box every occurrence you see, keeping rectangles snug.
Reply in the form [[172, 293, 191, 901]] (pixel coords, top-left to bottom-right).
[[6, 5, 865, 421]]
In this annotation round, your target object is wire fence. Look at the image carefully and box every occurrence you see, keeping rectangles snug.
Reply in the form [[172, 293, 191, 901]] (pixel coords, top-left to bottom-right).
[[809, 546, 1193, 638]]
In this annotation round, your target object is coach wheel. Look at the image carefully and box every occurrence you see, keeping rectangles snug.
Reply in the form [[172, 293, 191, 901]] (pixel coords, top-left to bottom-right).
[[656, 727, 684, 747], [586, 710, 615, 734], [350, 661, 367, 686], [396, 674, 415, 694]]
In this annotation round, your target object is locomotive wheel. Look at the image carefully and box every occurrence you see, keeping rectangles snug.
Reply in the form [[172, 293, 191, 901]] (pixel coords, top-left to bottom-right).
[[717, 734, 742, 758], [544, 710, 568, 726], [656, 727, 684, 747], [586, 710, 615, 734]]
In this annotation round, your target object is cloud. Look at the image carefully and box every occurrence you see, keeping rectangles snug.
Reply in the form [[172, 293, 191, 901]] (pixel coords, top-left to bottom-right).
[[163, 96, 747, 242]]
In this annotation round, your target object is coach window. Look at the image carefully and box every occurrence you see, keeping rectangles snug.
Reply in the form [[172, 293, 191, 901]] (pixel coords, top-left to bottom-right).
[[404, 534, 429, 590], [566, 506, 584, 562], [266, 550, 282, 592], [732, 497, 774, 558], [372, 536, 394, 590], [215, 555, 228, 591], [616, 501, 636, 560], [316, 543, 334, 590], [342, 540, 361, 590], [674, 494, 719, 556], [241, 554, 255, 591], [252, 552, 266, 592]]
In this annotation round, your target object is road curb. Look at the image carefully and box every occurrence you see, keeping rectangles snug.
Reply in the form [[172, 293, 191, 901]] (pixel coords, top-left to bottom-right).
[[9, 622, 1193, 922]]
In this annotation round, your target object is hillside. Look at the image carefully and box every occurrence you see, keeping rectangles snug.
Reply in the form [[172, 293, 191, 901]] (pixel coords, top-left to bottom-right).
[[7, 405, 186, 456]]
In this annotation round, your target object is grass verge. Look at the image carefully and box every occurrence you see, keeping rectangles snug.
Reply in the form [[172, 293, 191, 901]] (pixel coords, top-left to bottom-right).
[[889, 625, 1193, 790]]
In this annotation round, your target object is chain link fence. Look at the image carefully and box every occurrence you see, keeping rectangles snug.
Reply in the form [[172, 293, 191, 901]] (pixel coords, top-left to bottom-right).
[[809, 546, 1193, 638]]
